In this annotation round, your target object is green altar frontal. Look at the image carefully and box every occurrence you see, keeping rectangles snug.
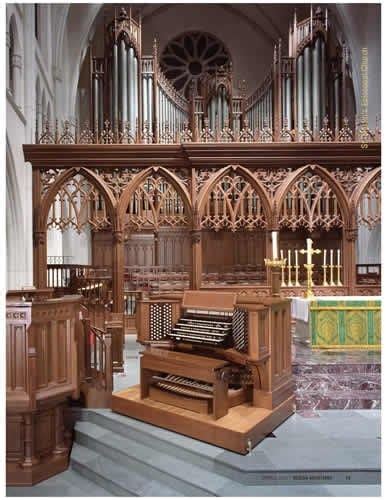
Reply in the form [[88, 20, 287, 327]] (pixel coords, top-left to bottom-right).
[[310, 299, 381, 349]]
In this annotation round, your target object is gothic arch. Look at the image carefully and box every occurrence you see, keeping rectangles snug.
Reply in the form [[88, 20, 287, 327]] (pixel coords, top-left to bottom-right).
[[350, 167, 381, 210], [39, 167, 118, 233], [274, 164, 350, 229], [117, 166, 192, 228], [350, 167, 381, 230], [6, 135, 23, 289], [196, 165, 272, 226]]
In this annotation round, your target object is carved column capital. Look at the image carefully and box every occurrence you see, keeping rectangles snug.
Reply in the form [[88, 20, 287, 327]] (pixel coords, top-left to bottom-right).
[[345, 228, 358, 241], [191, 229, 201, 244], [113, 230, 124, 244]]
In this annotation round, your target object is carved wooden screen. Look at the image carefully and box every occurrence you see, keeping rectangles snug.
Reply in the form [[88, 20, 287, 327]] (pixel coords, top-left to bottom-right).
[[46, 175, 111, 232], [279, 171, 343, 232], [125, 174, 188, 231], [357, 176, 381, 229], [201, 173, 267, 231]]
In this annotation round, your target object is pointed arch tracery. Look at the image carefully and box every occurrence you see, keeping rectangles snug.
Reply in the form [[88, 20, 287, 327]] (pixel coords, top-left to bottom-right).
[[351, 168, 381, 229], [197, 165, 271, 231], [274, 164, 350, 232], [39, 167, 117, 233], [118, 166, 192, 231]]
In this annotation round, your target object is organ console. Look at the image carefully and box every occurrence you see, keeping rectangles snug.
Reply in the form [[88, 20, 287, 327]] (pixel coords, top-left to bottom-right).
[[112, 290, 294, 454]]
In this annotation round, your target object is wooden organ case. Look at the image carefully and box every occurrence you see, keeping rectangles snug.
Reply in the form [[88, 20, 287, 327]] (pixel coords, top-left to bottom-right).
[[112, 291, 294, 454]]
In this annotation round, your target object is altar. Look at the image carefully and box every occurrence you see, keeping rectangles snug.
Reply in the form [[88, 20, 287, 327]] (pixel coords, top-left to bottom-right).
[[291, 297, 381, 349]]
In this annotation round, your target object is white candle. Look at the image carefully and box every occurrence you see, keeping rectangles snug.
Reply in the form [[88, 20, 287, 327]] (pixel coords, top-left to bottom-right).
[[280, 249, 284, 261], [272, 231, 278, 259], [295, 249, 298, 267], [337, 249, 340, 267], [287, 249, 291, 266], [330, 249, 334, 266], [323, 249, 327, 266]]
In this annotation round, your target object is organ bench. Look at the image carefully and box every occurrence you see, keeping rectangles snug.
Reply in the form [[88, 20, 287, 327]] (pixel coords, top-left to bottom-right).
[[112, 290, 295, 454]]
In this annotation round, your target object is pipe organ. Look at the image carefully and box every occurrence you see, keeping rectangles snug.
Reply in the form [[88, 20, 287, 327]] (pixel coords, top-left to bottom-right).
[[88, 6, 356, 143]]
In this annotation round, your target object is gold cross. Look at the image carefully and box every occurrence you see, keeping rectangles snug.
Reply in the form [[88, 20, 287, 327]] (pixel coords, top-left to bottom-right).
[[299, 238, 321, 265], [299, 238, 321, 297]]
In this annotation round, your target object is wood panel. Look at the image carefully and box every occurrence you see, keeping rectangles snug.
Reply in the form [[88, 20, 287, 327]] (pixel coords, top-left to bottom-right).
[[6, 296, 82, 486]]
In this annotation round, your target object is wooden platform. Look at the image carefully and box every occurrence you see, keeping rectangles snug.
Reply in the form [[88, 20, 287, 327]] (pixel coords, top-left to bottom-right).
[[112, 386, 295, 454]]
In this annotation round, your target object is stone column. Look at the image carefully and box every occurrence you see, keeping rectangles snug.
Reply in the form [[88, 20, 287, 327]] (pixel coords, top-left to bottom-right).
[[11, 53, 22, 107]]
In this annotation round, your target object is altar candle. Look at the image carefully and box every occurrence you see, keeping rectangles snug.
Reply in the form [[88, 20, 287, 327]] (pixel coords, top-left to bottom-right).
[[337, 249, 340, 267], [330, 249, 334, 266], [272, 231, 278, 259], [280, 249, 284, 261], [287, 249, 291, 266], [323, 249, 327, 266], [295, 249, 298, 267]]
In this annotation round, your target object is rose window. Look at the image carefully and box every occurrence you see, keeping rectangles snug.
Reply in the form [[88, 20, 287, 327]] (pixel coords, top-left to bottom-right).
[[160, 31, 231, 98]]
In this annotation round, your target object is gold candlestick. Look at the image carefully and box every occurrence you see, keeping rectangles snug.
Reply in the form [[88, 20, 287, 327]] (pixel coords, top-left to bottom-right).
[[322, 264, 329, 286], [265, 258, 287, 296], [303, 263, 315, 298], [336, 264, 343, 286], [280, 251, 286, 286], [329, 262, 335, 286]]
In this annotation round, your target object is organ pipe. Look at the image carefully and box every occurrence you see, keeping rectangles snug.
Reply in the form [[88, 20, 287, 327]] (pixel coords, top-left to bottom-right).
[[334, 75, 340, 130], [297, 53, 304, 129], [147, 75, 153, 133], [120, 39, 128, 123], [113, 43, 118, 128], [320, 38, 326, 121], [93, 74, 98, 132], [98, 76, 103, 131], [133, 53, 138, 132], [312, 37, 321, 131], [143, 76, 148, 123], [286, 76, 292, 128], [303, 46, 311, 126]]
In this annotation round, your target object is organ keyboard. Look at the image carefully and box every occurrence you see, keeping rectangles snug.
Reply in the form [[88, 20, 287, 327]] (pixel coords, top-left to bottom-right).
[[115, 290, 295, 454]]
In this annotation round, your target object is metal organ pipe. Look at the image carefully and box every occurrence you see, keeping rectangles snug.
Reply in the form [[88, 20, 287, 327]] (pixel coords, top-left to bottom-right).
[[334, 74, 340, 130], [312, 37, 321, 131], [98, 74, 104, 131], [113, 43, 119, 129], [303, 46, 311, 126], [120, 40, 128, 123], [133, 53, 138, 133], [142, 76, 148, 124], [147, 75, 153, 134], [126, 47, 132, 129], [297, 53, 304, 130], [320, 38, 326, 121], [286, 75, 292, 128]]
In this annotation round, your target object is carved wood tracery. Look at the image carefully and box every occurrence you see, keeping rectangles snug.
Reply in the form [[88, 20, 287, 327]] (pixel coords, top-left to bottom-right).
[[47, 175, 112, 233], [124, 174, 189, 231], [356, 174, 381, 229], [201, 172, 267, 231], [278, 170, 344, 232]]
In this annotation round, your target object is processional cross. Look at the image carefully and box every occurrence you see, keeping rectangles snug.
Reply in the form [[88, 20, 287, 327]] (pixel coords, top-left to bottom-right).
[[299, 238, 321, 298]]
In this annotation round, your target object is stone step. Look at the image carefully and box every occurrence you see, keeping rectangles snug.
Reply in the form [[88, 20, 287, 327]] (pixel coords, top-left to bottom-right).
[[6, 468, 111, 497], [75, 409, 380, 485], [74, 420, 233, 495], [71, 442, 182, 497]]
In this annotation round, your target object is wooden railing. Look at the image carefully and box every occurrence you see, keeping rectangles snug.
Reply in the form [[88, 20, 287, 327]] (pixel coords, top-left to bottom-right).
[[47, 264, 111, 290], [80, 317, 113, 406], [124, 265, 190, 291]]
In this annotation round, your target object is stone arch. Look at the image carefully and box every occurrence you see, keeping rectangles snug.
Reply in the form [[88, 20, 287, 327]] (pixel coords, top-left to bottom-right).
[[117, 166, 192, 229], [6, 134, 23, 289], [196, 165, 272, 228], [39, 167, 118, 233], [274, 164, 350, 230]]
